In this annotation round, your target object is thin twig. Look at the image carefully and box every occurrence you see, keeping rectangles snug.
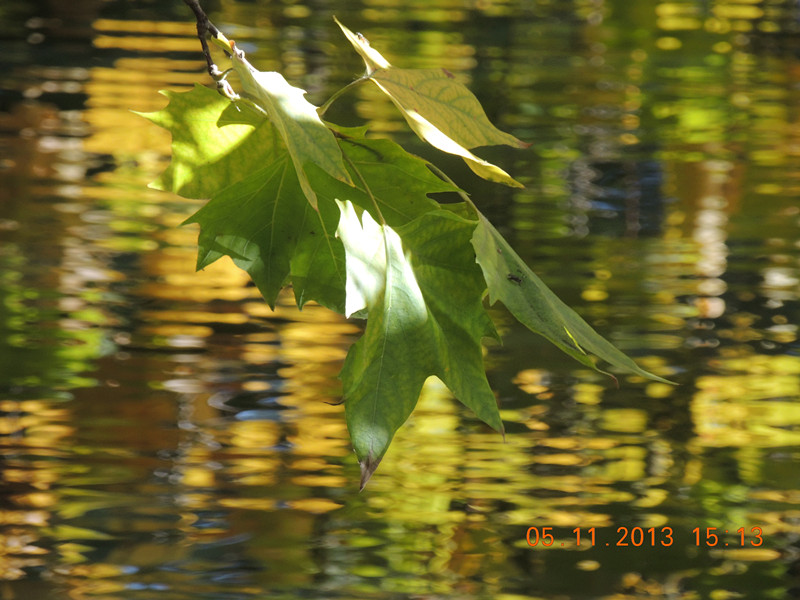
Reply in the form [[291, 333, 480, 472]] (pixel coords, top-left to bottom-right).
[[318, 76, 368, 118], [425, 162, 477, 212], [182, 0, 225, 79]]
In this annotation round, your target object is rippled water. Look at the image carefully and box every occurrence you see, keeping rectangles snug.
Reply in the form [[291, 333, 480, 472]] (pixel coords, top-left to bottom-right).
[[1, 1, 799, 598]]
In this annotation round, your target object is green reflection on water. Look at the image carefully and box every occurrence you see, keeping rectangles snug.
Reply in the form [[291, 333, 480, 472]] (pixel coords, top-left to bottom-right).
[[0, 0, 798, 598]]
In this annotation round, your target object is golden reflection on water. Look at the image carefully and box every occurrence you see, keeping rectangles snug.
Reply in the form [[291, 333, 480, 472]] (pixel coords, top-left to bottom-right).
[[0, 1, 798, 599], [694, 352, 800, 447]]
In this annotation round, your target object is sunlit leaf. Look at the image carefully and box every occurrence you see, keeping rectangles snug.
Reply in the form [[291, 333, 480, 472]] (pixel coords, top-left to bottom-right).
[[337, 201, 502, 488], [335, 18, 526, 187], [371, 68, 528, 150], [333, 16, 389, 74], [398, 208, 503, 432], [472, 214, 673, 384], [291, 167, 349, 310], [143, 85, 345, 311], [335, 199, 385, 318], [185, 162, 346, 312], [334, 130, 457, 226], [396, 108, 523, 187], [143, 19, 673, 489], [228, 42, 352, 209], [138, 84, 267, 199]]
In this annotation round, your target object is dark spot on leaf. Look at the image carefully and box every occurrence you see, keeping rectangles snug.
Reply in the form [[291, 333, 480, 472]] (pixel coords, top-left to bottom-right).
[[507, 273, 522, 285], [442, 68, 455, 79]]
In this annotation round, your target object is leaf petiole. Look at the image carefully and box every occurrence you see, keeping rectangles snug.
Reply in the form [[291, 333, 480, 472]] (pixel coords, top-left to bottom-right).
[[425, 161, 478, 212], [318, 76, 369, 118]]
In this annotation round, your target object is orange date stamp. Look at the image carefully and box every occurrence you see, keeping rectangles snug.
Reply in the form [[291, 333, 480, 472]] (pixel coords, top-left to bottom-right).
[[525, 526, 764, 548]]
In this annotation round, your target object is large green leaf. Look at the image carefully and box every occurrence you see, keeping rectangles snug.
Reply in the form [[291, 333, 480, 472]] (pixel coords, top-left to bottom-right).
[[337, 201, 502, 488], [226, 40, 352, 209], [142, 84, 346, 311], [472, 214, 673, 384], [398, 209, 503, 431], [185, 163, 346, 312], [335, 18, 526, 188], [290, 167, 348, 311]]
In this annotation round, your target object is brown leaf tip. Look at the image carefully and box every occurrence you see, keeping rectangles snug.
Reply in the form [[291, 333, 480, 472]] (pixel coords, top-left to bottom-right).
[[359, 452, 383, 491]]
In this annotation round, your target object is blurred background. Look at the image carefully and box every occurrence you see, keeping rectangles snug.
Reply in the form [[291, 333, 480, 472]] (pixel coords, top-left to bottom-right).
[[0, 0, 799, 598]]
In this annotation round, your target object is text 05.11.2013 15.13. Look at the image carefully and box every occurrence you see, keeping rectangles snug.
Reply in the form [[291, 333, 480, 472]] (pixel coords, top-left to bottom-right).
[[525, 526, 765, 548]]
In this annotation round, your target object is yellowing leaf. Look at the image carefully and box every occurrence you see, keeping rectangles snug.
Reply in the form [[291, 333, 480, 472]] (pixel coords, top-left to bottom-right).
[[394, 107, 523, 188], [335, 18, 527, 188], [143, 18, 673, 490], [138, 85, 260, 199], [333, 16, 389, 73], [371, 69, 528, 150]]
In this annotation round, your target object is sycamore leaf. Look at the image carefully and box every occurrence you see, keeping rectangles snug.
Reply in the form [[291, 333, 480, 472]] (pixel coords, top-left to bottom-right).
[[397, 209, 503, 432], [227, 42, 352, 209], [335, 18, 526, 188], [290, 167, 349, 311], [142, 84, 345, 311], [472, 214, 673, 384], [185, 162, 346, 312], [139, 84, 267, 199], [398, 108, 523, 188], [335, 133, 457, 227], [336, 201, 502, 489], [370, 69, 528, 150]]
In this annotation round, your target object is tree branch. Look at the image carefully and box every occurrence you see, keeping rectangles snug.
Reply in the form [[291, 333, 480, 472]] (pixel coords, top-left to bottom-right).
[[182, 0, 225, 79]]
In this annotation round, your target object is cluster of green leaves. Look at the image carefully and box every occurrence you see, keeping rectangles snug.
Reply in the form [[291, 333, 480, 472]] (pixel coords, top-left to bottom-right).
[[142, 18, 669, 488]]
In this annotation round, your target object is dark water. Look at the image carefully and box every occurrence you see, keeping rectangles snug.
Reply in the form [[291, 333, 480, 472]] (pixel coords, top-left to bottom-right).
[[1, 0, 799, 598]]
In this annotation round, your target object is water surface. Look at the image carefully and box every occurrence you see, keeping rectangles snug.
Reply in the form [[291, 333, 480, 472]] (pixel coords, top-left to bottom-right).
[[1, 1, 799, 598]]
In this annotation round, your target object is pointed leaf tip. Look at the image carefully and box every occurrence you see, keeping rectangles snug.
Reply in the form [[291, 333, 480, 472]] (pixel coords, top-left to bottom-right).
[[359, 452, 383, 491], [334, 17, 391, 73], [341, 207, 505, 485], [472, 215, 674, 384]]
